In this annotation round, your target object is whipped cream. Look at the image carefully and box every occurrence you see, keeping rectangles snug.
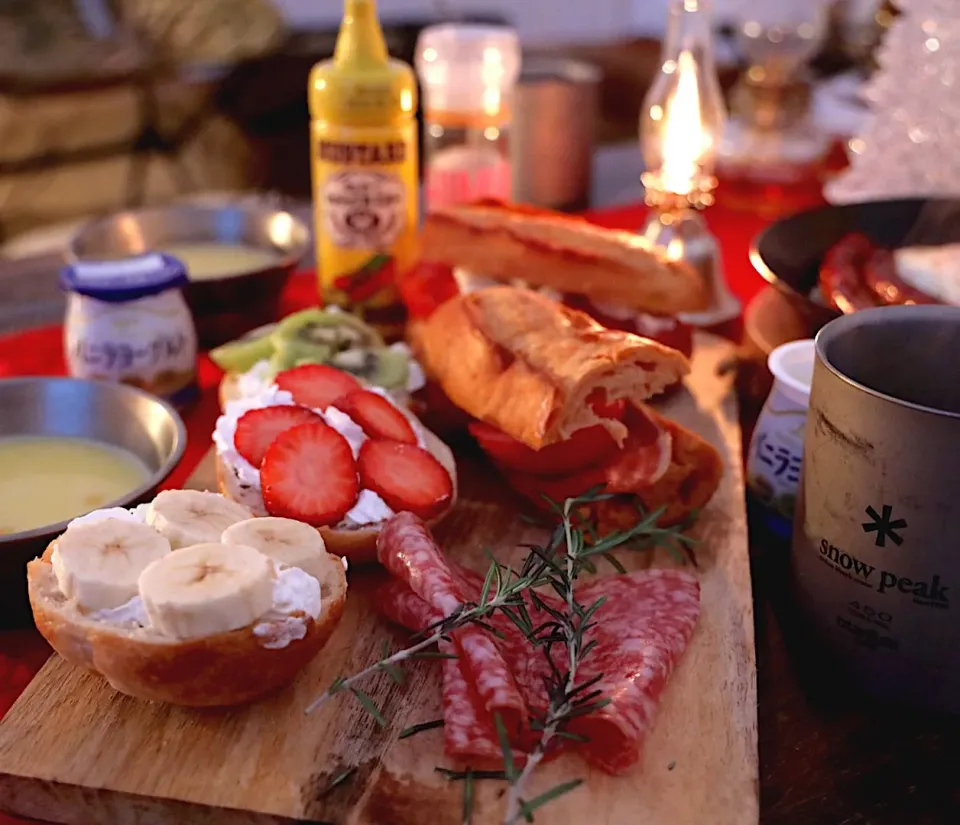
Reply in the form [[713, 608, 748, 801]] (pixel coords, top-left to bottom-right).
[[213, 383, 416, 526], [90, 595, 149, 626], [236, 359, 276, 398], [253, 563, 323, 649], [67, 504, 149, 529], [269, 564, 322, 619], [322, 405, 367, 457]]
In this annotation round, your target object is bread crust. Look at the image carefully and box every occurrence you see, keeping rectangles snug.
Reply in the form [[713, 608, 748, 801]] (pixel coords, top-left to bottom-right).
[[215, 425, 459, 564], [418, 200, 709, 315], [27, 545, 347, 707], [413, 286, 690, 449]]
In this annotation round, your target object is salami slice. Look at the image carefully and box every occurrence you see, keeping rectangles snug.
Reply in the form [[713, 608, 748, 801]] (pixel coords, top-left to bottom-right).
[[377, 515, 529, 742], [377, 515, 701, 774], [378, 581, 503, 761]]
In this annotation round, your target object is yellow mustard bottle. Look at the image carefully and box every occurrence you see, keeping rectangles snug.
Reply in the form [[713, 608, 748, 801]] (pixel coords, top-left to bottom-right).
[[309, 0, 418, 340]]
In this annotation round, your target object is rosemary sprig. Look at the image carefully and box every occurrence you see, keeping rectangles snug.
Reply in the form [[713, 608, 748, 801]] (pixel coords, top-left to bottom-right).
[[304, 564, 546, 716], [499, 490, 682, 824]]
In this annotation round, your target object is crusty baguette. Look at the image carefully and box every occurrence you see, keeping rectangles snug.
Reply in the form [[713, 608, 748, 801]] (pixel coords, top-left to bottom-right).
[[419, 200, 709, 315], [27, 543, 347, 707], [412, 286, 690, 449], [216, 424, 459, 564]]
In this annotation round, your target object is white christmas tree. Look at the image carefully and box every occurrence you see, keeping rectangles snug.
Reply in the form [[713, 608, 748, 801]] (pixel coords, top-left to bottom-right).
[[827, 0, 960, 203]]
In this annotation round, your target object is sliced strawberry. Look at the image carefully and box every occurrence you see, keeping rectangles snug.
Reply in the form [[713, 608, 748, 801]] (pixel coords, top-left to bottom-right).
[[234, 406, 323, 468], [358, 440, 453, 520], [261, 422, 359, 527], [275, 364, 362, 411], [334, 389, 417, 444]]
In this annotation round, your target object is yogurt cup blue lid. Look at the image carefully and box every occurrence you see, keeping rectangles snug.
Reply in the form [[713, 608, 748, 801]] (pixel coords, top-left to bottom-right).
[[60, 254, 188, 303]]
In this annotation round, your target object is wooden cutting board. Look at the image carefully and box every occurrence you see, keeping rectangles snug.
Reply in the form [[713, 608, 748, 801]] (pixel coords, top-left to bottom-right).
[[0, 334, 758, 825]]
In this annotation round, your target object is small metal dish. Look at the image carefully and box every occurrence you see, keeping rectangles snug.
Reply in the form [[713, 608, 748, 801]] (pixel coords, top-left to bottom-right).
[[750, 197, 960, 336], [67, 203, 311, 348], [0, 377, 186, 627]]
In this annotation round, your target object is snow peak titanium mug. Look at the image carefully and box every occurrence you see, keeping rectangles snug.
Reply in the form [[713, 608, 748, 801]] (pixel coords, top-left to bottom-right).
[[791, 305, 960, 713]]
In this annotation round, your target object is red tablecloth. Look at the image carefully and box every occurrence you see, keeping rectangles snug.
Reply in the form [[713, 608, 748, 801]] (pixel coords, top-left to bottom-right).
[[0, 199, 771, 823]]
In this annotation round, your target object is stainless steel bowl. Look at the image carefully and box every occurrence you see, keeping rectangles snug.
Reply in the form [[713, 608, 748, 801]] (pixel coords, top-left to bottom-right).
[[0, 377, 186, 627], [67, 203, 312, 348]]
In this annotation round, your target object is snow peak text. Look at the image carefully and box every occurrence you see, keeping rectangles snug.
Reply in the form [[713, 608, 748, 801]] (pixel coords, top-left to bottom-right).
[[819, 539, 949, 608]]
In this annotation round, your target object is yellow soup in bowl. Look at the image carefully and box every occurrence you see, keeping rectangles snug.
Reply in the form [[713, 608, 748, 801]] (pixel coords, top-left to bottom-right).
[[0, 436, 151, 535], [160, 242, 282, 282]]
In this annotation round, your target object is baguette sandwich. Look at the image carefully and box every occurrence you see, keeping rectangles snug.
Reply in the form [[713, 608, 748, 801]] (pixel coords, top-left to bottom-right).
[[412, 286, 723, 527], [214, 363, 458, 563], [28, 491, 347, 707], [417, 199, 709, 323]]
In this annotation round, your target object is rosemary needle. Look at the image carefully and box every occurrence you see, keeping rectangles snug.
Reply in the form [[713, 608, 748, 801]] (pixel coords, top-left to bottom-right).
[[398, 718, 445, 740]]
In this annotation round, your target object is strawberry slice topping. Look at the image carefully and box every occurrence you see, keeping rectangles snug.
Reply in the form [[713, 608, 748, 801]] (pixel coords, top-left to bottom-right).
[[261, 421, 360, 527], [334, 390, 417, 444], [358, 440, 453, 520], [234, 406, 323, 468], [275, 364, 362, 411]]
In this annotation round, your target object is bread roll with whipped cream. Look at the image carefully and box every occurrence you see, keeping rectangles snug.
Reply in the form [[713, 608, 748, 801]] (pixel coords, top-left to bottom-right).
[[27, 493, 347, 707]]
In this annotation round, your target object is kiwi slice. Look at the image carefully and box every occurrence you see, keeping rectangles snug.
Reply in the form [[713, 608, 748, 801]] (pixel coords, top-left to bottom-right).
[[209, 324, 278, 372], [270, 335, 334, 372], [272, 308, 384, 355], [331, 347, 409, 389]]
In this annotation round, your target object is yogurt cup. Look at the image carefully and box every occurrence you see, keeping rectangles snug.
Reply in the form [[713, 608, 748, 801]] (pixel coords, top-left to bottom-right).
[[746, 339, 815, 538]]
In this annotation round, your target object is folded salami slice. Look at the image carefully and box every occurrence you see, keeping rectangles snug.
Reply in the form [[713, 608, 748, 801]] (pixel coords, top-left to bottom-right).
[[378, 514, 529, 742], [377, 514, 701, 774], [378, 580, 503, 762]]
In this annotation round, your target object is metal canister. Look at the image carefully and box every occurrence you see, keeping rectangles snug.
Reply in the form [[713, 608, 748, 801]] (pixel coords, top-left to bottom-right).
[[791, 305, 960, 712], [511, 57, 600, 212]]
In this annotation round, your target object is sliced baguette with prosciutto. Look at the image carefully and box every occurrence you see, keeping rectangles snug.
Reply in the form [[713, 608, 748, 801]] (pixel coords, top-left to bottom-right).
[[412, 286, 722, 525], [413, 286, 690, 449]]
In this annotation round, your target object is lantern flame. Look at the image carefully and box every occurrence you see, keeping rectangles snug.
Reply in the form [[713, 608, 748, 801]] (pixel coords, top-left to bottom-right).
[[660, 50, 706, 196]]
